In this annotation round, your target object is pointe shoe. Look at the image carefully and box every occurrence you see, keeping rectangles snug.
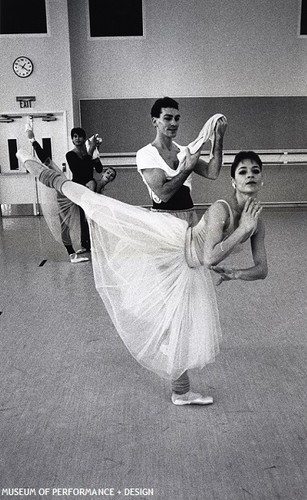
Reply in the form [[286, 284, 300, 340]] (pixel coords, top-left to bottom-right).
[[26, 129, 35, 141], [171, 391, 213, 406], [70, 253, 89, 264], [25, 120, 35, 141]]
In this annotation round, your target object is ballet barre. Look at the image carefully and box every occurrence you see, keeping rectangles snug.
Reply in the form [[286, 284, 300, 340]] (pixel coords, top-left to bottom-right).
[[98, 150, 307, 168]]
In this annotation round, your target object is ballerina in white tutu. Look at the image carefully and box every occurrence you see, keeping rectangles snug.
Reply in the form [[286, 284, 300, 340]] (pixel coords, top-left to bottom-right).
[[16, 144, 267, 406]]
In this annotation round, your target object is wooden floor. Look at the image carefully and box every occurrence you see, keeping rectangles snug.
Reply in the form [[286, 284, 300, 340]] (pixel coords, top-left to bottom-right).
[[0, 209, 306, 500]]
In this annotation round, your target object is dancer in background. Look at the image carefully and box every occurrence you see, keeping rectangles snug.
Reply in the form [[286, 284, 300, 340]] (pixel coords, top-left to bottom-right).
[[66, 127, 104, 252], [17, 139, 267, 406], [25, 125, 89, 264], [26, 126, 116, 263], [95, 167, 117, 194], [136, 97, 228, 399]]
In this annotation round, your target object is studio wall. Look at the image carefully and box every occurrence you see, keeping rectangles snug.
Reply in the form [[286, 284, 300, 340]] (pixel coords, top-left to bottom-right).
[[80, 96, 307, 153]]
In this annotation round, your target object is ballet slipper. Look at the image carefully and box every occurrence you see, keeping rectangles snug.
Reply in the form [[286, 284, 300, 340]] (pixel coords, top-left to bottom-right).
[[69, 253, 89, 264], [26, 129, 35, 141], [171, 391, 213, 406], [25, 118, 35, 141]]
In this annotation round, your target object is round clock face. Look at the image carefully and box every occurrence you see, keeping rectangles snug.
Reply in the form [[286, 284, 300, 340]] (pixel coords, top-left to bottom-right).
[[13, 56, 34, 78]]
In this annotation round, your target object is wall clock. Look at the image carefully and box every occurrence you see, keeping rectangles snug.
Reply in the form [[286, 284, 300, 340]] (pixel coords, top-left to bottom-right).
[[13, 56, 34, 78]]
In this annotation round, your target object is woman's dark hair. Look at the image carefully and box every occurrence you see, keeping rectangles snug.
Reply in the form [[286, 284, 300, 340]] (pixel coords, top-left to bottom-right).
[[150, 97, 179, 118], [231, 151, 262, 178], [71, 127, 86, 139]]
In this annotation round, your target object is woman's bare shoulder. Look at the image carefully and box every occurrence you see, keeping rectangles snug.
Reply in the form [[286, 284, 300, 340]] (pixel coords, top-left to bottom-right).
[[208, 199, 231, 217]]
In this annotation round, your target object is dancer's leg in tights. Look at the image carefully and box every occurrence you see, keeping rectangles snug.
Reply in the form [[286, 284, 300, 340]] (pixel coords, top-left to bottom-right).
[[57, 202, 75, 256], [79, 207, 91, 251], [171, 371, 190, 395]]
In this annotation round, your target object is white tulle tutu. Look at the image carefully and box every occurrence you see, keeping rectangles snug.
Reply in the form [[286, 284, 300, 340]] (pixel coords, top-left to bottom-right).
[[17, 128, 223, 380], [64, 186, 222, 380]]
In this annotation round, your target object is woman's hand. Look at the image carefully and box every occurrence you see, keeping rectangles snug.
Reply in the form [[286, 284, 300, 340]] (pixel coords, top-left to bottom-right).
[[94, 134, 102, 149], [87, 134, 102, 154], [211, 265, 238, 286], [239, 198, 262, 234]]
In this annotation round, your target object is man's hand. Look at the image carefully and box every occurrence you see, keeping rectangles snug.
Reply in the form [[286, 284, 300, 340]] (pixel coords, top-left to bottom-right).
[[179, 147, 201, 173]]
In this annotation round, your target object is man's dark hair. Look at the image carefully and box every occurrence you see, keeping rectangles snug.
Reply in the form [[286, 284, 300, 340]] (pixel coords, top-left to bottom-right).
[[150, 97, 179, 118]]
